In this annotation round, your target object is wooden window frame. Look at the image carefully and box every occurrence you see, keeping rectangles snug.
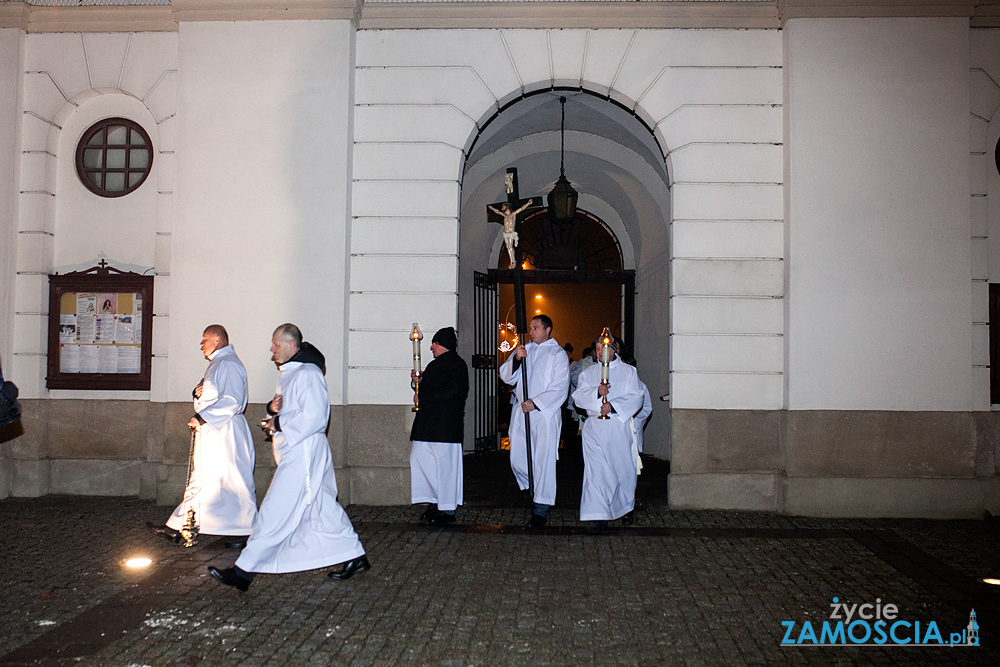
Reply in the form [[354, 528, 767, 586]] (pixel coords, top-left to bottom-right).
[[74, 117, 154, 198]]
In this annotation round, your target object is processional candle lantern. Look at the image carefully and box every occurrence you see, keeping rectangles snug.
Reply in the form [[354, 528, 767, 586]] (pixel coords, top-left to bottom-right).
[[598, 327, 612, 420], [410, 323, 423, 412]]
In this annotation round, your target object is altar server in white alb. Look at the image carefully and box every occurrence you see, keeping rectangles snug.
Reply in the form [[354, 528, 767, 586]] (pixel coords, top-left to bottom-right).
[[209, 324, 368, 592], [633, 380, 652, 454], [499, 314, 570, 528], [572, 334, 645, 531], [149, 325, 256, 547]]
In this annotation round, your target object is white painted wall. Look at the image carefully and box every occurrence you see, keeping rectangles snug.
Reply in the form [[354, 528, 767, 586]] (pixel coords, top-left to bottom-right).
[[0, 29, 22, 376], [53, 93, 158, 271], [785, 18, 972, 411], [172, 20, 355, 404], [353, 28, 784, 417], [11, 31, 177, 398], [975, 31, 1000, 288], [974, 29, 1000, 409]]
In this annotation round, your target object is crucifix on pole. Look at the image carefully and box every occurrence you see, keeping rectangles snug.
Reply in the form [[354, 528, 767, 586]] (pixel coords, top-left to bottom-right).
[[488, 167, 542, 498]]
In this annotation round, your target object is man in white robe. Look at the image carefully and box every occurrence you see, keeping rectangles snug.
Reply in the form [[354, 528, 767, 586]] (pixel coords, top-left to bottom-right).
[[209, 324, 368, 592], [572, 335, 644, 530], [633, 380, 652, 454], [499, 314, 570, 528], [149, 325, 256, 546]]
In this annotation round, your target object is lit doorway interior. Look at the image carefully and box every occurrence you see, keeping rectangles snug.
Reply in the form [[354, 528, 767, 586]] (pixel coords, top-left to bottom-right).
[[472, 208, 634, 453]]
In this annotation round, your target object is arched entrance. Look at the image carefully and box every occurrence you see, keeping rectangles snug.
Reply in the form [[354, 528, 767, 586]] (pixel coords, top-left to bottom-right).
[[458, 89, 672, 462]]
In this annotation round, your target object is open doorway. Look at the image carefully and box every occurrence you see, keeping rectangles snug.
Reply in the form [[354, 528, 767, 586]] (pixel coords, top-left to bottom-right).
[[499, 282, 623, 358], [457, 89, 672, 507], [471, 207, 635, 453]]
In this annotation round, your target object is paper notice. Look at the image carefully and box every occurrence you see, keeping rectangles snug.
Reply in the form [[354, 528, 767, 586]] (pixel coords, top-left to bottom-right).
[[114, 315, 135, 343], [98, 293, 116, 314], [76, 316, 96, 343], [97, 345, 118, 373], [79, 345, 98, 373], [117, 346, 140, 373], [59, 315, 77, 343], [77, 293, 97, 317], [95, 315, 116, 343], [60, 344, 80, 373]]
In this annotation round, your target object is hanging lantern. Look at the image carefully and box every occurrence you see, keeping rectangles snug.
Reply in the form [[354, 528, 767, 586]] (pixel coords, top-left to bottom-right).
[[547, 96, 578, 223]]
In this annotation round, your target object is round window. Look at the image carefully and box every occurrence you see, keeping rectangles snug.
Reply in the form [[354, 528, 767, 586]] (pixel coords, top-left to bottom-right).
[[75, 118, 153, 198]]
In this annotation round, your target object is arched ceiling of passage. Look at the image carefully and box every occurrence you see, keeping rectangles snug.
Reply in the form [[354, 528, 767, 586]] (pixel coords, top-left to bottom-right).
[[461, 90, 671, 269], [468, 90, 669, 186]]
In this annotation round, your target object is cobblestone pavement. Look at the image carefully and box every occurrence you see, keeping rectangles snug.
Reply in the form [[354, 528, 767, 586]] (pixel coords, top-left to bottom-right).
[[1, 492, 999, 665]]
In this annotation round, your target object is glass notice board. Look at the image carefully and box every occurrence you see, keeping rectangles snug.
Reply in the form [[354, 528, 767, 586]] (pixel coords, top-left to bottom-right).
[[47, 267, 153, 390]]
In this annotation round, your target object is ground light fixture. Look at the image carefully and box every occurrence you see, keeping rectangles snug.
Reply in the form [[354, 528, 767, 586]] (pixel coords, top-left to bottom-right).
[[124, 557, 152, 568], [983, 578, 1000, 586]]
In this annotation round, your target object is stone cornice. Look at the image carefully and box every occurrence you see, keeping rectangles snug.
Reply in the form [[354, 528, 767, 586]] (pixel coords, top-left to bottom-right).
[[0, 0, 997, 32], [358, 2, 782, 29], [0, 5, 175, 32], [0, 1, 30, 32], [170, 0, 362, 23], [780, 0, 978, 21], [970, 0, 1000, 27]]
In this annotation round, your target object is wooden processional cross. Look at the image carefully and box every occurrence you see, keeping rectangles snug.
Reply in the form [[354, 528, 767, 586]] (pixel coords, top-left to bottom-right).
[[487, 167, 543, 497]]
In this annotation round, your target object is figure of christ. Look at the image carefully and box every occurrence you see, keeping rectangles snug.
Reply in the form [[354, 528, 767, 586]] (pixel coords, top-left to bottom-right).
[[488, 200, 532, 267]]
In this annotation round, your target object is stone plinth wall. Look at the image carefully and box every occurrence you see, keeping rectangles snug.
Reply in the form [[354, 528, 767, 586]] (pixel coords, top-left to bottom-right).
[[669, 408, 1000, 518], [5, 399, 999, 517], [2, 400, 413, 507]]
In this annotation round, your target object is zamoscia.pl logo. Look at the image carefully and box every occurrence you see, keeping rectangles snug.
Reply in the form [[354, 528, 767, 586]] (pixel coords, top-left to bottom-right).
[[780, 598, 980, 647]]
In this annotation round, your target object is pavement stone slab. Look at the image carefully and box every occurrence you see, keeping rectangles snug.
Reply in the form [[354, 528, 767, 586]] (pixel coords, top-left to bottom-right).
[[0, 494, 999, 665]]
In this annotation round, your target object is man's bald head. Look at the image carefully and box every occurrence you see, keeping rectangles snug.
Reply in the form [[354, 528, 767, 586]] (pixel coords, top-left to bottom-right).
[[273, 323, 301, 345], [203, 324, 229, 346], [271, 323, 302, 365], [200, 324, 229, 358]]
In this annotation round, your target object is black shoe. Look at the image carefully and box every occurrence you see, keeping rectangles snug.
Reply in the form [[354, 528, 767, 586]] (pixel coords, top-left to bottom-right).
[[224, 536, 248, 549], [147, 521, 181, 544], [588, 520, 609, 534], [208, 566, 250, 592], [621, 512, 634, 527], [429, 512, 455, 526], [328, 555, 371, 581], [419, 506, 439, 523], [525, 513, 547, 529]]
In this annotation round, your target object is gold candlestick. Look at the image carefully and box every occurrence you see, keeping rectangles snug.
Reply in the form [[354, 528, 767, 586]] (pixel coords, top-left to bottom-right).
[[410, 323, 423, 412], [598, 327, 612, 420]]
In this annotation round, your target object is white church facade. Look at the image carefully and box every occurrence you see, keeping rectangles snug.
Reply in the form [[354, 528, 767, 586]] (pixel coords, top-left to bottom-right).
[[1, 0, 998, 518]]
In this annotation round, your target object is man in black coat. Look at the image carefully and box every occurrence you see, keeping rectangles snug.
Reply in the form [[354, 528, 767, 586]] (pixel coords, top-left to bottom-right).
[[409, 327, 469, 525]]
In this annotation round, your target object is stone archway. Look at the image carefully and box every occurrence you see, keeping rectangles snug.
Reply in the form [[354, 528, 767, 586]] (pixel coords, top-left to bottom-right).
[[350, 27, 783, 506], [456, 89, 671, 460]]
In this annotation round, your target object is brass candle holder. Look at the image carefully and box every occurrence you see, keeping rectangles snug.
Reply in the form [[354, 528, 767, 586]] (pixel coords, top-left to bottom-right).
[[410, 323, 423, 412], [180, 507, 199, 547], [598, 327, 612, 420]]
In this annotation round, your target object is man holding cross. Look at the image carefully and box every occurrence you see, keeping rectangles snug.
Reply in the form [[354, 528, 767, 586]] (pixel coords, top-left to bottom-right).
[[499, 314, 570, 527], [488, 167, 569, 528]]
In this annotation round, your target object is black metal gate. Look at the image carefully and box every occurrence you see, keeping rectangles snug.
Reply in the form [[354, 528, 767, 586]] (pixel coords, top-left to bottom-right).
[[473, 271, 499, 452]]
